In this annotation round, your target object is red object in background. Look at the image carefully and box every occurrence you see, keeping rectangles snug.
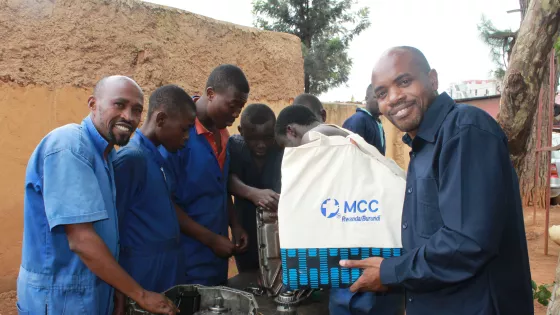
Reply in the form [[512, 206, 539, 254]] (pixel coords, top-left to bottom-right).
[[551, 163, 558, 178]]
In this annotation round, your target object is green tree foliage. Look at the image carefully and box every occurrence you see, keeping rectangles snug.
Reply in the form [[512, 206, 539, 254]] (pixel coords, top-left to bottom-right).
[[477, 15, 516, 81], [252, 0, 371, 95]]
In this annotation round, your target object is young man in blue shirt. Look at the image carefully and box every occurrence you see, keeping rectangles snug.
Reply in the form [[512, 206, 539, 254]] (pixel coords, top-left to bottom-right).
[[228, 103, 283, 273], [343, 85, 386, 155], [17, 76, 177, 315], [162, 64, 249, 286], [341, 46, 533, 315], [112, 85, 196, 312]]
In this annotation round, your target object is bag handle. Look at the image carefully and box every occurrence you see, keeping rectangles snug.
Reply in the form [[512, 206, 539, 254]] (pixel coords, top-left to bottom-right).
[[347, 133, 407, 179], [304, 125, 406, 179]]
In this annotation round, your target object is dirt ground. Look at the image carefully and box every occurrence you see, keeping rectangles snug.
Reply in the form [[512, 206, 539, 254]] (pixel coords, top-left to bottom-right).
[[524, 206, 560, 315], [0, 207, 558, 315]]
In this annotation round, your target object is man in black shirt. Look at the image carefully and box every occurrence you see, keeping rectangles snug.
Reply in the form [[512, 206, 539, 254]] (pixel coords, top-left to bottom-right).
[[228, 103, 283, 272], [341, 46, 533, 315]]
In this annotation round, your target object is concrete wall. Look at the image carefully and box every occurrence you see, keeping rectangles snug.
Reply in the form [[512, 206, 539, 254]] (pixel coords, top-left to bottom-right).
[[0, 0, 307, 292]]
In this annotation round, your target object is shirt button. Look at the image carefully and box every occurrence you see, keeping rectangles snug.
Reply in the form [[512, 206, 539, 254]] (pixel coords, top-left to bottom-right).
[[408, 296, 413, 303], [407, 187, 413, 194], [411, 152, 416, 158], [402, 222, 408, 229]]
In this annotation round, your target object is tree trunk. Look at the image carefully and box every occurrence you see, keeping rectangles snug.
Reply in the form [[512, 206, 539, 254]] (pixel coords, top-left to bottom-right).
[[497, 0, 560, 207], [515, 58, 553, 207], [303, 36, 312, 93], [302, 0, 310, 93]]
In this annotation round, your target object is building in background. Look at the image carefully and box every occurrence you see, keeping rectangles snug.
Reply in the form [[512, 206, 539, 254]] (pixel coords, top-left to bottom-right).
[[454, 95, 501, 118], [454, 93, 560, 130], [448, 79, 501, 99]]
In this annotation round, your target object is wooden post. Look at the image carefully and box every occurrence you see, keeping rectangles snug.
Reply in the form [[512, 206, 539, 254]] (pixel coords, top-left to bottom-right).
[[536, 88, 544, 225], [545, 51, 556, 255]]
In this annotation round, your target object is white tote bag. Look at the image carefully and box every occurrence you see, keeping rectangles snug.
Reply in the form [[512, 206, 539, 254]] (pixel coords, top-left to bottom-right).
[[278, 129, 406, 289]]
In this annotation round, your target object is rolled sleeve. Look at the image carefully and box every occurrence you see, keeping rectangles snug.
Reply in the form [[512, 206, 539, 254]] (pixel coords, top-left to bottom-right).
[[43, 149, 108, 230]]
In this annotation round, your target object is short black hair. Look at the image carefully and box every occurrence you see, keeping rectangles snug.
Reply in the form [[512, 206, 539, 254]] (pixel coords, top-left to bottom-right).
[[241, 103, 276, 127], [394, 46, 431, 73], [206, 64, 250, 94], [366, 84, 373, 99], [147, 84, 196, 119], [292, 93, 324, 118], [275, 105, 319, 136]]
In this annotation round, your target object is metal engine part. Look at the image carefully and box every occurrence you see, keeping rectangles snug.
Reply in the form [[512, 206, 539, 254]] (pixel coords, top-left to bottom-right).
[[256, 206, 283, 297], [126, 285, 259, 315], [256, 206, 317, 303], [194, 296, 230, 314], [274, 292, 299, 315]]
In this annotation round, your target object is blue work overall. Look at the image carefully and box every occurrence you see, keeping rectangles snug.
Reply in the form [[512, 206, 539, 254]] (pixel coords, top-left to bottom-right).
[[161, 126, 230, 286], [17, 116, 119, 314], [114, 129, 182, 293]]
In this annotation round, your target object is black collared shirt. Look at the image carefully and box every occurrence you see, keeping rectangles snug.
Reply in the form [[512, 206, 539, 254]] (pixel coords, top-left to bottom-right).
[[379, 93, 533, 315], [228, 134, 283, 271]]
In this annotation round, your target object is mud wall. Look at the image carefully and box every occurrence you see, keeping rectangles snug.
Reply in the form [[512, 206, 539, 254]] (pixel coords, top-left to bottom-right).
[[0, 0, 306, 292]]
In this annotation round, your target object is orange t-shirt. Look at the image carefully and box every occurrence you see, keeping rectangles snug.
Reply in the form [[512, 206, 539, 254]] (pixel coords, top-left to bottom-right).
[[195, 118, 230, 170]]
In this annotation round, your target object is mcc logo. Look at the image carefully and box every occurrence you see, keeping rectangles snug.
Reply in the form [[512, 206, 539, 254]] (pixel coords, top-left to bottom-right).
[[320, 198, 381, 222]]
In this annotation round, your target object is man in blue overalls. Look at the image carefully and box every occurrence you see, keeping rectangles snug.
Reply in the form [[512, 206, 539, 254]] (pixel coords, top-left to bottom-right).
[[113, 85, 196, 312], [334, 85, 404, 315], [17, 76, 177, 315], [162, 64, 249, 286]]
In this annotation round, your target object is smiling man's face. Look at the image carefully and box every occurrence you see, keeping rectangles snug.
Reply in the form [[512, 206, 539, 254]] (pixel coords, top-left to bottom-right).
[[371, 48, 438, 135], [89, 76, 144, 146]]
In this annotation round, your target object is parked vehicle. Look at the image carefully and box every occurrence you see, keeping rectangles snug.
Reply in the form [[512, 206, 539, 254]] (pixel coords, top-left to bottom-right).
[[550, 132, 560, 200]]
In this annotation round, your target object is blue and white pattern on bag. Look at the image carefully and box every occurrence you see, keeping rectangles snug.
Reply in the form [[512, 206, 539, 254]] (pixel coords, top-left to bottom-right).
[[280, 247, 402, 289]]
